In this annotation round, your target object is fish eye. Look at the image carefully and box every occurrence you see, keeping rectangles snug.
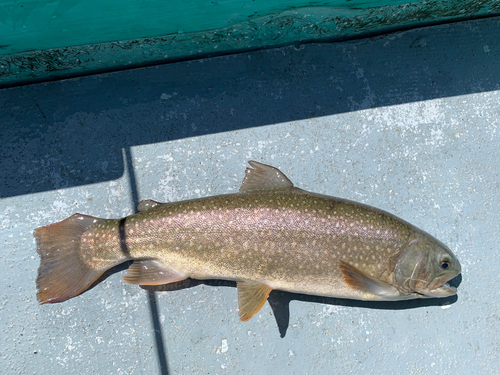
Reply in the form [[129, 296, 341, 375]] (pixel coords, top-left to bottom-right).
[[440, 259, 450, 269]]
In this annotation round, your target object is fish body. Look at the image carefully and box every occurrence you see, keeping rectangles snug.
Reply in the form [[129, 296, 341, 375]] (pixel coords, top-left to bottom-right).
[[35, 161, 461, 321]]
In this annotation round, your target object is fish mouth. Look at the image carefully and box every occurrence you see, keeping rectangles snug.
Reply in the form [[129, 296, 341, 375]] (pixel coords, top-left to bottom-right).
[[432, 282, 457, 296], [419, 281, 457, 298], [409, 265, 459, 298]]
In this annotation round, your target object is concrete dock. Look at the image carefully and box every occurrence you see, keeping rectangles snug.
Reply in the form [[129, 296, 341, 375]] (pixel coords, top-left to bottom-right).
[[1, 16, 499, 374]]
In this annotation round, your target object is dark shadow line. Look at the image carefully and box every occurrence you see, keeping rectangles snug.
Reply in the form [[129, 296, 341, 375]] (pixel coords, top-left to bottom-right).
[[141, 273, 462, 338], [124, 148, 140, 212], [90, 240, 462, 339], [124, 147, 170, 375], [148, 290, 170, 375], [90, 261, 461, 339]]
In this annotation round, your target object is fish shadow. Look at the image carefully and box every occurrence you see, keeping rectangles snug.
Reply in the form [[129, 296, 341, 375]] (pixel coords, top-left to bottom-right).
[[140, 273, 462, 338], [268, 273, 461, 338]]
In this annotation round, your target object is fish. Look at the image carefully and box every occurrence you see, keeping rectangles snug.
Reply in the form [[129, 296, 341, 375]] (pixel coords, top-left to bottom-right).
[[35, 161, 461, 321]]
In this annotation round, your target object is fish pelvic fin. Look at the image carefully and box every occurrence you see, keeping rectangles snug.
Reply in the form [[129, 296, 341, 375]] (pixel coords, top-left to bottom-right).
[[35, 214, 110, 304], [237, 281, 272, 321], [239, 161, 294, 192], [338, 260, 400, 299], [123, 260, 187, 285]]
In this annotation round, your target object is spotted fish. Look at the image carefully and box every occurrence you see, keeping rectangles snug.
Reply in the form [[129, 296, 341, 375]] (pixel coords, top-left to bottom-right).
[[35, 161, 461, 321]]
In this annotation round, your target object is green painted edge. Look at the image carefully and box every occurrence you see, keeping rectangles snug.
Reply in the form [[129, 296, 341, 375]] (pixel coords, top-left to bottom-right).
[[1, 1, 500, 88], [0, 0, 417, 56]]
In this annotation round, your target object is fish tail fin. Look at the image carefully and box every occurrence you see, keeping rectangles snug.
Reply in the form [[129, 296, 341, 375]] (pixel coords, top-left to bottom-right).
[[34, 214, 109, 304]]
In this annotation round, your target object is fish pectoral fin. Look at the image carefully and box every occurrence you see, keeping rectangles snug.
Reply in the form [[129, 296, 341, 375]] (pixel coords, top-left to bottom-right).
[[137, 199, 161, 212], [239, 161, 294, 192], [123, 260, 187, 285], [338, 260, 400, 298], [236, 281, 273, 321]]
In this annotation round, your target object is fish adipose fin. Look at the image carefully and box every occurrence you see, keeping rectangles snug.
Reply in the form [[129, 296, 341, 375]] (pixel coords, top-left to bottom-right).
[[123, 260, 187, 285], [338, 260, 400, 298], [237, 281, 273, 321], [35, 214, 108, 304], [239, 161, 294, 192], [137, 199, 161, 212]]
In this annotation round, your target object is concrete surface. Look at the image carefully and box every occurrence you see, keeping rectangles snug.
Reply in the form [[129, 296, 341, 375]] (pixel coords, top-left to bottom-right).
[[1, 16, 500, 375]]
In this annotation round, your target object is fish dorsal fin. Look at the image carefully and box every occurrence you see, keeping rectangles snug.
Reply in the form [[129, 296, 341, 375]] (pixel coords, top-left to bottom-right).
[[338, 260, 400, 298], [123, 260, 187, 285], [137, 199, 161, 212], [239, 161, 294, 193], [236, 281, 273, 321]]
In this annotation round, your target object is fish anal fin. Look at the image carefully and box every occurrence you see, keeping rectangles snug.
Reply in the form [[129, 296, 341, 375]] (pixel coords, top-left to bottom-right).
[[137, 199, 161, 212], [237, 281, 273, 321], [338, 260, 400, 298], [123, 260, 187, 285], [239, 161, 294, 193]]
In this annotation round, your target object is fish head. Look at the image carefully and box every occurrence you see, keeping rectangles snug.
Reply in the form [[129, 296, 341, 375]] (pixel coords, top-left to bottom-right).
[[393, 233, 461, 298]]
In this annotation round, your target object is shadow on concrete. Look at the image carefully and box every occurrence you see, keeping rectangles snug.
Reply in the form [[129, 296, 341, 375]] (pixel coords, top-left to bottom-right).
[[81, 148, 171, 374], [128, 147, 171, 375], [15, 16, 484, 371], [91, 260, 170, 375], [140, 273, 462, 338], [1, 17, 499, 198]]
